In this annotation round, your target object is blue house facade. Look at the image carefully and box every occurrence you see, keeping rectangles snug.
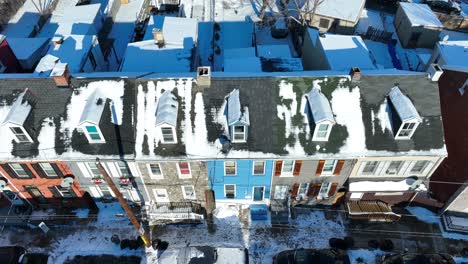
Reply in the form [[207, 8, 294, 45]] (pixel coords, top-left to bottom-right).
[[207, 160, 273, 204]]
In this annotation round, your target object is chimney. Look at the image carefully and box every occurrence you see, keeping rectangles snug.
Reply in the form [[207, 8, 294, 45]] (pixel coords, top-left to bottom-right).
[[427, 63, 443, 82], [50, 63, 71, 87], [52, 36, 64, 47], [349, 67, 361, 82], [197, 66, 211, 88], [152, 28, 165, 48]]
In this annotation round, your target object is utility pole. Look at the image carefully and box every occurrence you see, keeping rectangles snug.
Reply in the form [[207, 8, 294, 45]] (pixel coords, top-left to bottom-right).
[[95, 158, 151, 247]]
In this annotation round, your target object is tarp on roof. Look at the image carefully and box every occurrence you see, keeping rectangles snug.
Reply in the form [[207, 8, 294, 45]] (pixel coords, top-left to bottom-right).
[[155, 90, 179, 127]]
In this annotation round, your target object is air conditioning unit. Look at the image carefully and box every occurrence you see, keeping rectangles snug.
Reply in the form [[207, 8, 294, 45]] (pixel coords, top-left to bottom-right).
[[427, 63, 443, 82]]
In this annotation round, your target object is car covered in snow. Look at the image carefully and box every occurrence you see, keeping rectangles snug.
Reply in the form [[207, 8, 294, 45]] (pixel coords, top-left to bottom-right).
[[157, 246, 248, 264]]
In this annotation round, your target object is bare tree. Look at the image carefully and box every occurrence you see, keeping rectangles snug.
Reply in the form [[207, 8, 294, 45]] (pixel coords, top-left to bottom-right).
[[30, 0, 54, 15], [292, 0, 325, 26]]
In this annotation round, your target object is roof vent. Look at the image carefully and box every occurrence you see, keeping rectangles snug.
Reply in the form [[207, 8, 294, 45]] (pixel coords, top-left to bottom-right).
[[349, 67, 361, 82], [427, 63, 443, 82], [197, 66, 211, 88], [50, 63, 71, 87], [152, 28, 164, 48], [52, 36, 64, 46]]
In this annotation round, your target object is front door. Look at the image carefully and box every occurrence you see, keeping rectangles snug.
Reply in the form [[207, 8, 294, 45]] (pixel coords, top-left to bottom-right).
[[253, 187, 264, 201]]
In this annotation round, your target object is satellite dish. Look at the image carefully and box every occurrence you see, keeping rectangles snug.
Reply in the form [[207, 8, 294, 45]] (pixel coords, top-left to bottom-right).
[[442, 35, 449, 42], [60, 176, 74, 188], [0, 178, 7, 192]]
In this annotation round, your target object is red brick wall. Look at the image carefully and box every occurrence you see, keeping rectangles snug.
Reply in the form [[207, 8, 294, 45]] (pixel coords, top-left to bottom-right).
[[0, 162, 85, 207]]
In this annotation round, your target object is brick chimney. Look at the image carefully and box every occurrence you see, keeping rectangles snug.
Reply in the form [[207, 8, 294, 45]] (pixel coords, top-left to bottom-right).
[[50, 63, 71, 87], [197, 66, 211, 88], [51, 36, 64, 47], [349, 67, 361, 82], [152, 28, 165, 48]]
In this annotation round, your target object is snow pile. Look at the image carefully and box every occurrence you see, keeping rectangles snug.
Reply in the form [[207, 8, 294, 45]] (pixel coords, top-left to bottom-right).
[[348, 249, 383, 264], [37, 118, 57, 158], [350, 179, 420, 192], [213, 206, 240, 224]]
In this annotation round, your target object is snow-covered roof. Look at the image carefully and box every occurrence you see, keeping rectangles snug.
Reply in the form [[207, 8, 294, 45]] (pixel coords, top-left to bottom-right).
[[306, 0, 366, 22], [155, 90, 179, 127], [144, 16, 198, 47], [388, 86, 422, 123], [318, 34, 376, 71], [1, 90, 32, 126], [34, 54, 59, 75], [399, 3, 443, 27], [7, 37, 49, 62], [257, 45, 291, 58], [349, 179, 426, 192], [306, 88, 335, 124], [121, 40, 193, 72], [79, 90, 106, 126], [437, 40, 468, 69], [227, 89, 249, 126]]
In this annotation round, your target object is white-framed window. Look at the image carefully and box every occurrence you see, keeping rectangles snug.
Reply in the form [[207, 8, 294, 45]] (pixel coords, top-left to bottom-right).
[[362, 161, 379, 175], [97, 186, 114, 198], [321, 160, 336, 175], [386, 161, 403, 175], [84, 125, 105, 143], [253, 161, 266, 175], [396, 122, 418, 139], [146, 163, 163, 179], [313, 122, 332, 141], [181, 185, 196, 200], [117, 161, 131, 177], [410, 160, 429, 174], [298, 183, 309, 196], [232, 125, 246, 142], [86, 162, 101, 177], [39, 163, 58, 177], [161, 127, 175, 143], [53, 185, 75, 198], [224, 184, 236, 199], [319, 182, 331, 197], [9, 126, 33, 143], [10, 164, 29, 178], [152, 188, 169, 203], [282, 160, 295, 175], [224, 161, 236, 176], [274, 185, 288, 200], [177, 162, 191, 178]]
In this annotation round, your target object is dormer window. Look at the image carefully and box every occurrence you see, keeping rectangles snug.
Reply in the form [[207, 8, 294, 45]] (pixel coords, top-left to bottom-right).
[[78, 90, 107, 144], [305, 88, 335, 142], [155, 91, 179, 144], [226, 89, 249, 143], [1, 89, 34, 143], [388, 86, 422, 140]]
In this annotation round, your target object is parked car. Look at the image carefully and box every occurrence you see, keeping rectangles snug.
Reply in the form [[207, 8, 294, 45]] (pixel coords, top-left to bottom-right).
[[273, 249, 350, 264], [425, 0, 461, 15], [158, 246, 248, 264]]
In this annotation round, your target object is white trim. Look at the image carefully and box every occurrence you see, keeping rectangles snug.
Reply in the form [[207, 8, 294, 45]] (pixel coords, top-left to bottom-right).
[[312, 121, 333, 141], [281, 160, 295, 177], [177, 162, 192, 179], [7, 125, 34, 143], [77, 162, 92, 178], [252, 160, 266, 175], [127, 162, 140, 177], [350, 192, 363, 200], [85, 162, 101, 178], [159, 125, 178, 144], [88, 186, 101, 198], [146, 163, 164, 179], [106, 162, 120, 178], [318, 182, 331, 198], [39, 163, 58, 177], [297, 182, 309, 198], [409, 160, 430, 175], [384, 160, 404, 175], [9, 164, 29, 178], [80, 123, 106, 144], [395, 121, 420, 140], [224, 184, 236, 198], [224, 161, 237, 176], [252, 186, 265, 201], [181, 185, 196, 200], [320, 160, 337, 176], [231, 125, 247, 143], [152, 188, 169, 203]]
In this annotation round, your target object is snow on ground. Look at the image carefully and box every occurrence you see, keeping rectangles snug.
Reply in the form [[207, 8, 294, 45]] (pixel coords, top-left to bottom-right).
[[348, 249, 384, 264]]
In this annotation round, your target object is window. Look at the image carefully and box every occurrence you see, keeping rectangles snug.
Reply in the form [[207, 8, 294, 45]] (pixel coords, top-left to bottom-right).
[[25, 186, 46, 203], [411, 160, 429, 174], [319, 182, 331, 197], [321, 160, 336, 175], [224, 161, 236, 176], [177, 162, 191, 178], [319, 18, 330, 28], [253, 161, 265, 175], [97, 186, 114, 199], [224, 184, 236, 199], [85, 126, 102, 141], [161, 127, 175, 143], [233, 126, 246, 142], [39, 163, 58, 177], [362, 161, 379, 175], [397, 122, 416, 138], [86, 162, 101, 177], [317, 124, 329, 138], [52, 186, 75, 198], [147, 163, 163, 179], [386, 161, 403, 175], [10, 164, 29, 178], [153, 189, 169, 203], [10, 127, 31, 143], [182, 185, 196, 200], [282, 160, 295, 175], [298, 183, 309, 196], [117, 161, 131, 177], [274, 185, 288, 200]]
